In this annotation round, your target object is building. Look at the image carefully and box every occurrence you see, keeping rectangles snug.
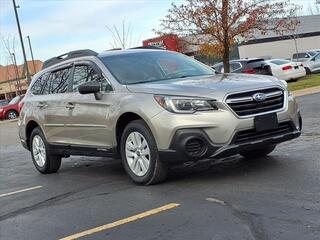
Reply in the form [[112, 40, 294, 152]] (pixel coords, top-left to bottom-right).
[[0, 60, 43, 100], [143, 15, 320, 62], [238, 15, 320, 59]]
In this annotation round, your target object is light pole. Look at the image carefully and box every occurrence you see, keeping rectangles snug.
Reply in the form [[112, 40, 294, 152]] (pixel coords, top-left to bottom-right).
[[26, 35, 36, 73], [12, 0, 31, 83], [11, 53, 22, 94]]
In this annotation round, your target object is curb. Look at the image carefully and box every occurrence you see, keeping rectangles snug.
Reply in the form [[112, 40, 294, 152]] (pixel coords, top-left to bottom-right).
[[0, 119, 18, 124], [292, 86, 320, 97]]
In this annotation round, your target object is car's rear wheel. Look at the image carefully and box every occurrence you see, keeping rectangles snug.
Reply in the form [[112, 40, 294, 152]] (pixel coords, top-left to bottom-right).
[[240, 145, 276, 159], [120, 120, 168, 185], [30, 127, 61, 173], [6, 110, 18, 119]]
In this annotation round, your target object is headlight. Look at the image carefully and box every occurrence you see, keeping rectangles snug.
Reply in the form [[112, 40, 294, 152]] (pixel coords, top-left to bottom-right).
[[154, 95, 218, 113], [0, 108, 3, 112]]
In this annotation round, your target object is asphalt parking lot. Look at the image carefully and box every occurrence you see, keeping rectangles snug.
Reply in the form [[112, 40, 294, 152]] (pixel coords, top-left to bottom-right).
[[0, 93, 319, 240]]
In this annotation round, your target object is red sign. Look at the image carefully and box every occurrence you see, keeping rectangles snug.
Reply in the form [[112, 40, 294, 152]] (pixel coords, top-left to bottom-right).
[[143, 34, 178, 51]]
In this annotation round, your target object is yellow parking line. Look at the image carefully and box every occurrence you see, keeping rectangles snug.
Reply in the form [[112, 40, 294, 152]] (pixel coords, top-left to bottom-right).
[[60, 203, 180, 240], [0, 186, 43, 198]]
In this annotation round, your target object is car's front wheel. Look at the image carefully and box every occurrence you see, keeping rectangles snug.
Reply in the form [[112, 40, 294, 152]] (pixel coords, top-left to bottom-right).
[[30, 127, 61, 173], [120, 120, 168, 185], [240, 145, 276, 159]]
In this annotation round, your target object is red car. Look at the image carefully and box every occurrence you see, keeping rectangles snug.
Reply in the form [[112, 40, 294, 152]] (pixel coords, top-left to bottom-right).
[[0, 95, 24, 120]]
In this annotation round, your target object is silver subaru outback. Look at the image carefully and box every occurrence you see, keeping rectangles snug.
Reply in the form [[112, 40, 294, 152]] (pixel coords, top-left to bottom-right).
[[18, 49, 302, 185]]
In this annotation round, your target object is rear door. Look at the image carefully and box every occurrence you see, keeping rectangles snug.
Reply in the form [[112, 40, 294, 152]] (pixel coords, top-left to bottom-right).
[[40, 65, 73, 144], [64, 61, 114, 148]]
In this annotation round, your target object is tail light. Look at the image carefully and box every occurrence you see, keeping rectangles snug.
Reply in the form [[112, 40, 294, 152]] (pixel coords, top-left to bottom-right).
[[242, 68, 256, 74], [282, 66, 293, 71], [300, 63, 303, 67]]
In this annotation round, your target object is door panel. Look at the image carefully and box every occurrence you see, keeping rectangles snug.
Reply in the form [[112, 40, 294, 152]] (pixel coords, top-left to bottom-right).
[[64, 92, 113, 147], [42, 93, 73, 144]]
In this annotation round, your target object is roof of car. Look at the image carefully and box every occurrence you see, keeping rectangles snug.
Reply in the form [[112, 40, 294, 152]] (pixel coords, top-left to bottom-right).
[[97, 49, 168, 58], [41, 48, 168, 70]]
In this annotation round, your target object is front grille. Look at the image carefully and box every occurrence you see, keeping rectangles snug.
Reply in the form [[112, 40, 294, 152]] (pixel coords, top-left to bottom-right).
[[185, 138, 205, 157], [226, 88, 284, 116], [233, 122, 293, 144]]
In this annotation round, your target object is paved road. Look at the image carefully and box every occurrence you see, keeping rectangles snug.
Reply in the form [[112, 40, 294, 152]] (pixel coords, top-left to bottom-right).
[[0, 94, 319, 240]]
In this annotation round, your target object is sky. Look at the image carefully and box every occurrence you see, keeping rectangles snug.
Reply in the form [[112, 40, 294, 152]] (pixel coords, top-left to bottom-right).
[[0, 0, 316, 65]]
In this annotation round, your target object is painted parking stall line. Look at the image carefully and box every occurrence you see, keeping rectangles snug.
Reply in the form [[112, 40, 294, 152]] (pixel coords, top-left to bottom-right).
[[0, 186, 43, 198], [60, 203, 180, 240]]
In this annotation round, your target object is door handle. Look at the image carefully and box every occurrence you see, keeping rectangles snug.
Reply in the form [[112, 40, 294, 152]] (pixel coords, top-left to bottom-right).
[[65, 102, 75, 109], [37, 102, 47, 108]]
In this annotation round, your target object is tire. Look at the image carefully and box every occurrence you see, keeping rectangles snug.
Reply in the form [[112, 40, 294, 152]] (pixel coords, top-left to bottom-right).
[[6, 110, 18, 119], [240, 145, 276, 159], [30, 127, 61, 174], [120, 120, 168, 185]]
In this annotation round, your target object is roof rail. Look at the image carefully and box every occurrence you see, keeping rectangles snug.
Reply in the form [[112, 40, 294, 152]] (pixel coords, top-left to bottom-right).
[[130, 46, 165, 50], [42, 49, 98, 70]]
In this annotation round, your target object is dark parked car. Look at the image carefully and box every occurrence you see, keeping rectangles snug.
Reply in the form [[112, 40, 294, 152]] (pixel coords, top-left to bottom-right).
[[0, 95, 24, 120], [212, 58, 272, 75]]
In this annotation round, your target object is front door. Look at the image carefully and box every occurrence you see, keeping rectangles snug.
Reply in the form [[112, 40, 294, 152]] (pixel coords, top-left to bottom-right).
[[64, 62, 114, 148]]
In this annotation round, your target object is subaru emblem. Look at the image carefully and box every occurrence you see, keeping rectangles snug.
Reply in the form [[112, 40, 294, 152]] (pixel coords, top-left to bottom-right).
[[253, 93, 266, 102]]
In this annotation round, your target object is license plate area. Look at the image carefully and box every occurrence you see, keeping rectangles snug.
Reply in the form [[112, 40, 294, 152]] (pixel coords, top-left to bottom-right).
[[254, 113, 278, 131]]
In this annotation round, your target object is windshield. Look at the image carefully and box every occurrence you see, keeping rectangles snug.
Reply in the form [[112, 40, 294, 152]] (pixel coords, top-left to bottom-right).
[[8, 96, 20, 105], [308, 51, 317, 57], [100, 51, 214, 85]]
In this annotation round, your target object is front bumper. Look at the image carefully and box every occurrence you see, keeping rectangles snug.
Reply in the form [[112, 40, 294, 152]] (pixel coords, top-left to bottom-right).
[[159, 118, 301, 165], [150, 91, 301, 164]]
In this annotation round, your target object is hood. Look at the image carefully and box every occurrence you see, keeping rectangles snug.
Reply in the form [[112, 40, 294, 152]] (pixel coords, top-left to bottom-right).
[[126, 73, 284, 99]]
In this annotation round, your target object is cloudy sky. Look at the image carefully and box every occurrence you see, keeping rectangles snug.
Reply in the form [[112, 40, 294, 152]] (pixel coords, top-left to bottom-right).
[[0, 0, 316, 65]]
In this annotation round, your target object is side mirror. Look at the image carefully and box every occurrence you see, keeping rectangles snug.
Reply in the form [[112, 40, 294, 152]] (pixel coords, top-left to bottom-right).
[[78, 81, 102, 100]]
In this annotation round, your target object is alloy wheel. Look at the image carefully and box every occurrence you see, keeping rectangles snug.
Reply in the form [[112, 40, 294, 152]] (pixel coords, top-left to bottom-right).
[[125, 132, 150, 176], [32, 135, 46, 167]]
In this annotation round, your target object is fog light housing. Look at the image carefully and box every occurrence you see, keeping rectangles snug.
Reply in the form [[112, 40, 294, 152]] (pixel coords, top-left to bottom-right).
[[185, 138, 207, 157]]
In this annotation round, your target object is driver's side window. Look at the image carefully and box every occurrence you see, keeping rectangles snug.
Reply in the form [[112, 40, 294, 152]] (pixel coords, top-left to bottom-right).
[[72, 64, 112, 92]]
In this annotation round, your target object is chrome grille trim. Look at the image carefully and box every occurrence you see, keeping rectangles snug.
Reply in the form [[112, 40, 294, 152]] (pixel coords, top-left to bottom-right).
[[225, 87, 286, 117]]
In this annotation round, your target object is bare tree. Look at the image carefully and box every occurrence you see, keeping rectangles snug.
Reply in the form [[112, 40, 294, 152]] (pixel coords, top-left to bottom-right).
[[106, 19, 142, 50], [156, 0, 300, 73], [0, 34, 22, 93], [307, 1, 320, 15]]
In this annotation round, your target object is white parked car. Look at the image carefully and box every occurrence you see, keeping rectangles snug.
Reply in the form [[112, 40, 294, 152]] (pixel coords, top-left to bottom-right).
[[266, 59, 306, 81], [303, 52, 320, 74]]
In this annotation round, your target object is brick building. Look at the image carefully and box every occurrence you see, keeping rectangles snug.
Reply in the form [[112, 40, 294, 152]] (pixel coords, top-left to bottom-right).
[[0, 60, 42, 100]]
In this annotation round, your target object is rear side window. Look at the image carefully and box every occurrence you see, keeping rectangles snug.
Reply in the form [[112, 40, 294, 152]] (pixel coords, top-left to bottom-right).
[[50, 68, 70, 94], [293, 53, 308, 59], [247, 60, 267, 69], [30, 72, 50, 95]]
